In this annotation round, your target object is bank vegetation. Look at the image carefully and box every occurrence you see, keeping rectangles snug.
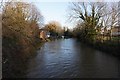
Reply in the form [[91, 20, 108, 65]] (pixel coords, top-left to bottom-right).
[[1, 0, 44, 77], [69, 2, 120, 56]]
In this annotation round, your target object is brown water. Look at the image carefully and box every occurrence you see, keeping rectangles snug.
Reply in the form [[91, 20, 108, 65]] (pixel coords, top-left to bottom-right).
[[26, 38, 120, 78]]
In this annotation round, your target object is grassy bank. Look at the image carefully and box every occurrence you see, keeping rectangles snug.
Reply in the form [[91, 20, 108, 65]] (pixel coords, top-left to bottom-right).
[[92, 41, 120, 57], [77, 38, 120, 57]]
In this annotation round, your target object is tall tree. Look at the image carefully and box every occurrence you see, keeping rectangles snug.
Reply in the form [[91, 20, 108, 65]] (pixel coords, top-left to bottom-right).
[[69, 2, 106, 41]]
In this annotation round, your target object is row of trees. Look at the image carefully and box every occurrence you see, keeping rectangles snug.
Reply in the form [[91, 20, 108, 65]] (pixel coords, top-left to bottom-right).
[[69, 2, 119, 43], [43, 21, 73, 39]]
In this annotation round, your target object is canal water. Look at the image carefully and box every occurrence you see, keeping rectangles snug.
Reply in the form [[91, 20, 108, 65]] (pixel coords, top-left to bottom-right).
[[26, 38, 120, 78]]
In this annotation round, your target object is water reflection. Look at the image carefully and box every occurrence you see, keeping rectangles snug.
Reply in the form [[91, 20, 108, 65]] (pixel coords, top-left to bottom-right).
[[26, 38, 120, 78]]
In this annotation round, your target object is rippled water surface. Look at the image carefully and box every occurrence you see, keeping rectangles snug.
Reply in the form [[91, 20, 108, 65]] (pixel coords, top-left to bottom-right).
[[26, 39, 120, 78]]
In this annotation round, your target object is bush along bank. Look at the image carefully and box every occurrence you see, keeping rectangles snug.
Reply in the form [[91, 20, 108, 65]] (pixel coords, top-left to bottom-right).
[[2, 25, 44, 78], [2, 2, 44, 78]]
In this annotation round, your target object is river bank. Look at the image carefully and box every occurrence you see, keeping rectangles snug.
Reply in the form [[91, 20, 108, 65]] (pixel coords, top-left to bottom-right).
[[76, 38, 120, 57], [2, 35, 44, 78]]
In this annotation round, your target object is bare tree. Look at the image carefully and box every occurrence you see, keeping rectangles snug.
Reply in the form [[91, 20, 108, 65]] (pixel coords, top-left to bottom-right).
[[68, 2, 107, 41], [69, 2, 106, 24]]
